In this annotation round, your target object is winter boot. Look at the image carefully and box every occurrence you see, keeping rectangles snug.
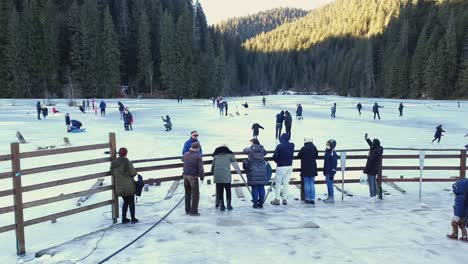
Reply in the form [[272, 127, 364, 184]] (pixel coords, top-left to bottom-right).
[[227, 199, 233, 211], [252, 202, 258, 208], [131, 218, 139, 224], [219, 199, 226, 211], [258, 201, 263, 209], [282, 199, 288, 205], [311, 200, 315, 205], [447, 221, 459, 240], [122, 218, 130, 224], [323, 197, 335, 203], [271, 199, 280, 206]]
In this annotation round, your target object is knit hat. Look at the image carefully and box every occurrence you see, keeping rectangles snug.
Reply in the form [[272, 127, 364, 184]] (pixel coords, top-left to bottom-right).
[[304, 138, 313, 143], [118, 147, 128, 157], [191, 142, 201, 149]]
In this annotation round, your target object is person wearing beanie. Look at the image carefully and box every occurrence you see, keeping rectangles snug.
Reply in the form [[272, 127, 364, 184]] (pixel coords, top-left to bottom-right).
[[182, 142, 204, 216], [364, 133, 383, 202], [323, 139, 338, 203], [297, 138, 318, 204], [110, 147, 138, 224], [272, 133, 295, 206], [182, 131, 202, 155]]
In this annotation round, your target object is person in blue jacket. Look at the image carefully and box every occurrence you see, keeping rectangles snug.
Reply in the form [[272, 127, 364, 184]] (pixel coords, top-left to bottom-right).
[[323, 139, 338, 203], [182, 131, 202, 155], [447, 179, 468, 241], [271, 133, 295, 206], [99, 100, 107, 116]]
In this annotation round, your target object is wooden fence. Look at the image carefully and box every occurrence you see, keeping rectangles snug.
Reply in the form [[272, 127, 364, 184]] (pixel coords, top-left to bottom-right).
[[0, 132, 466, 256], [0, 133, 118, 255]]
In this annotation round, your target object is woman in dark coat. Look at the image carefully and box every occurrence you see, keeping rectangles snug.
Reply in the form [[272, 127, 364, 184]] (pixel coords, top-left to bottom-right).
[[432, 125, 445, 144], [363, 133, 383, 201], [110, 148, 138, 224], [211, 145, 236, 211], [323, 139, 338, 203], [297, 138, 318, 204], [251, 123, 264, 139], [243, 139, 267, 208]]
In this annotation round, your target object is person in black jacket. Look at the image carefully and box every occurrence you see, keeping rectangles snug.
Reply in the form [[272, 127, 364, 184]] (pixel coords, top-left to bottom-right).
[[357, 103, 362, 115], [398, 103, 404, 117], [36, 101, 42, 120], [224, 101, 229, 116], [251, 123, 264, 139], [123, 109, 132, 131], [242, 102, 249, 108], [275, 111, 284, 140], [432, 125, 445, 144], [297, 138, 318, 204], [373, 103, 383, 120], [65, 113, 71, 132], [284, 111, 292, 137], [118, 102, 125, 119], [41, 106, 48, 119], [296, 104, 303, 120], [364, 133, 383, 202]]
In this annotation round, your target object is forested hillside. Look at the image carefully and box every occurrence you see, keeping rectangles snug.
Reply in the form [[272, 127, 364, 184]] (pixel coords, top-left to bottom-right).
[[243, 0, 468, 99], [0, 0, 245, 98], [216, 7, 308, 42]]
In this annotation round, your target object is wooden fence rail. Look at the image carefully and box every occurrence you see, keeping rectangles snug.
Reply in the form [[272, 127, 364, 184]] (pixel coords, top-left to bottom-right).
[[0, 133, 465, 256]]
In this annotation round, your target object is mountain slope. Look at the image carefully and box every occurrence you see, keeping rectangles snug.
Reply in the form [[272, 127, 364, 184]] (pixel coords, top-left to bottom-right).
[[216, 7, 308, 42]]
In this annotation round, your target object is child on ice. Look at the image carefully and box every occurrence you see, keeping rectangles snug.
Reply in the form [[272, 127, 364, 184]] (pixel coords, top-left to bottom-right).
[[447, 179, 468, 242]]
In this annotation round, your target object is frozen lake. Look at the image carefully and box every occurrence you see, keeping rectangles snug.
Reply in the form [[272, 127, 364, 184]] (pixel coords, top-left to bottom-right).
[[0, 95, 466, 263]]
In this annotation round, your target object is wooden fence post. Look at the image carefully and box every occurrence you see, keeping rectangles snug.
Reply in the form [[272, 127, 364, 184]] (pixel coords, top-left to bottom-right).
[[378, 158, 383, 200], [461, 150, 466, 179], [11, 142, 25, 255], [300, 176, 305, 201], [109, 133, 118, 223]]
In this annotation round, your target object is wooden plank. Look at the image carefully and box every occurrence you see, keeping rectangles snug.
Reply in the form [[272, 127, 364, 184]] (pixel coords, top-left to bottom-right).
[[20, 143, 109, 159], [233, 180, 245, 199], [334, 184, 353, 197], [22, 186, 112, 209], [460, 150, 466, 179], [20, 157, 110, 176], [0, 189, 13, 197], [382, 166, 460, 171], [143, 176, 183, 185], [383, 180, 406, 193], [136, 163, 184, 172], [165, 180, 181, 199], [21, 172, 111, 193], [0, 154, 12, 161], [0, 224, 16, 233], [11, 142, 25, 255], [0, 205, 15, 214], [109, 132, 118, 223], [76, 179, 105, 205], [0, 171, 11, 179], [382, 178, 458, 182], [23, 200, 113, 227]]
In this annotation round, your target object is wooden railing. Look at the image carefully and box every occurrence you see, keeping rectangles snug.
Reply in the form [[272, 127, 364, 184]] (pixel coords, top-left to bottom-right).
[[0, 134, 466, 256], [0, 133, 118, 255]]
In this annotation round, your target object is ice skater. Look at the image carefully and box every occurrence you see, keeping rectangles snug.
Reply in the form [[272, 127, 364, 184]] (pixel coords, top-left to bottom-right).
[[69, 120, 83, 132], [118, 102, 125, 119], [399, 103, 404, 117], [432, 125, 445, 144], [65, 113, 71, 132], [123, 108, 133, 131], [296, 104, 303, 120], [162, 115, 172, 131], [275, 111, 285, 140], [251, 123, 264, 139], [242, 102, 249, 108], [224, 101, 229, 116], [331, 103, 336, 118], [36, 101, 42, 120], [446, 179, 468, 242], [100, 100, 106, 116], [41, 106, 48, 119], [357, 103, 362, 115], [284, 111, 292, 137], [373, 102, 383, 120], [219, 101, 224, 115], [262, 97, 266, 106]]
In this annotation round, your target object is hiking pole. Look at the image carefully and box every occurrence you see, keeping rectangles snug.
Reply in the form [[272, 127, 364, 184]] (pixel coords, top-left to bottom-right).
[[264, 178, 276, 202], [340, 152, 347, 201], [232, 162, 252, 196]]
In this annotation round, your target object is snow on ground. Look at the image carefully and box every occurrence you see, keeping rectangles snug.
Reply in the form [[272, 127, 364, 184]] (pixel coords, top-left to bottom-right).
[[0, 95, 467, 263]]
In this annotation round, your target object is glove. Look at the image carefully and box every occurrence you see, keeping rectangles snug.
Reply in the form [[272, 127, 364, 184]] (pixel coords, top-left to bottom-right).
[[200, 176, 205, 181]]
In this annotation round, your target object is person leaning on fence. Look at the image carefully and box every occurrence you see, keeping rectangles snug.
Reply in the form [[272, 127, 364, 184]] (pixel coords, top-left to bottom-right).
[[298, 138, 318, 204], [182, 131, 202, 155], [243, 138, 268, 208], [323, 139, 338, 203], [272, 133, 295, 206], [211, 145, 236, 211], [182, 142, 204, 216], [364, 133, 383, 203], [447, 179, 468, 242], [110, 147, 139, 224]]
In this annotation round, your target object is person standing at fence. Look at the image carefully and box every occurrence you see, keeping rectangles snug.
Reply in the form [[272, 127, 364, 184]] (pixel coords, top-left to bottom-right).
[[298, 138, 318, 204], [364, 133, 383, 203], [100, 100, 106, 116], [111, 147, 138, 224], [271, 133, 295, 206], [182, 131, 202, 155], [275, 111, 285, 140], [251, 123, 264, 139], [243, 138, 268, 208], [323, 139, 338, 203], [446, 179, 468, 241], [212, 145, 236, 211], [182, 142, 204, 216]]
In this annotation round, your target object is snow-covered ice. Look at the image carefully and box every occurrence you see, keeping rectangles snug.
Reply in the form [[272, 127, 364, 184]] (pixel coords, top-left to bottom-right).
[[0, 95, 467, 263]]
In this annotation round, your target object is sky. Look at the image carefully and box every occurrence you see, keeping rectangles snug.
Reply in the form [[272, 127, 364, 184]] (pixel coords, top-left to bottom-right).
[[198, 0, 335, 25]]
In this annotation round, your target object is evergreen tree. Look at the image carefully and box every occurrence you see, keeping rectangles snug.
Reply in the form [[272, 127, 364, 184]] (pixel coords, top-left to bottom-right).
[[160, 11, 177, 94], [136, 7, 153, 95]]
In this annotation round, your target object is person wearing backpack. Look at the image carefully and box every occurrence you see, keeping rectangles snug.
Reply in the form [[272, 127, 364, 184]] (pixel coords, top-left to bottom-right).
[[243, 138, 267, 208], [272, 133, 295, 206], [323, 139, 338, 203], [297, 138, 318, 204], [211, 145, 236, 211], [447, 179, 468, 242]]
